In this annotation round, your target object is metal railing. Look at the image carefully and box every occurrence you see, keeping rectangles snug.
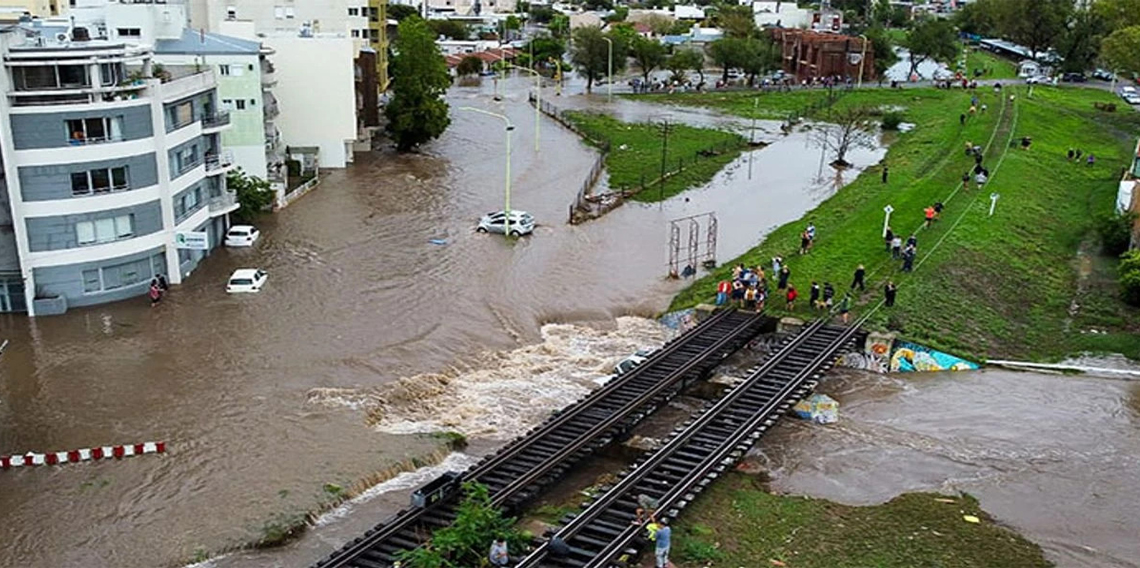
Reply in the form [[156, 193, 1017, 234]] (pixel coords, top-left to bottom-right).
[[208, 190, 237, 213], [202, 110, 231, 129], [204, 150, 234, 172]]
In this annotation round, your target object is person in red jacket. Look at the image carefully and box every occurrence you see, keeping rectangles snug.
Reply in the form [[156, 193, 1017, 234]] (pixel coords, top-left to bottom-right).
[[785, 285, 798, 310], [716, 280, 730, 306]]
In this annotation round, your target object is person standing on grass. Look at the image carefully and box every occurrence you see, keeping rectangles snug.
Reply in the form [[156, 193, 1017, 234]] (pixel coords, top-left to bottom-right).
[[731, 280, 745, 308], [809, 281, 821, 310], [837, 294, 851, 324], [744, 285, 757, 311], [885, 280, 898, 307], [823, 282, 835, 309], [1087, 154, 1095, 167], [884, 226, 894, 251], [807, 222, 816, 242], [1075, 148, 1083, 161], [800, 229, 811, 255], [891, 235, 903, 259], [882, 165, 889, 183], [778, 265, 791, 290], [960, 113, 966, 125], [786, 285, 798, 310], [962, 171, 971, 190], [906, 234, 918, 248], [924, 205, 936, 228], [933, 201, 944, 221], [1067, 148, 1075, 161], [902, 245, 916, 272], [654, 518, 672, 568], [772, 256, 782, 276], [716, 280, 730, 306], [851, 264, 865, 291]]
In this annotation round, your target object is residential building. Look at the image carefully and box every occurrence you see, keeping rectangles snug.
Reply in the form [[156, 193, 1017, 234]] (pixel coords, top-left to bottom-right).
[[425, 0, 517, 16], [750, 1, 812, 29], [0, 0, 65, 21], [770, 29, 874, 82], [188, 0, 354, 37], [0, 22, 237, 315]]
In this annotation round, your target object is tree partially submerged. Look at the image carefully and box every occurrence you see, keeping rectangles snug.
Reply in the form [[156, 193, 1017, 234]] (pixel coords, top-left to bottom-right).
[[456, 55, 483, 77], [630, 35, 667, 83], [813, 106, 878, 168], [386, 18, 452, 151], [570, 25, 628, 92], [395, 482, 529, 568], [904, 18, 958, 79], [227, 169, 275, 222]]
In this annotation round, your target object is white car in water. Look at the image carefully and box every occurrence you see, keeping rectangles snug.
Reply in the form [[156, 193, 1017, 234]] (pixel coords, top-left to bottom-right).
[[224, 225, 260, 247], [226, 268, 268, 293], [477, 210, 535, 236]]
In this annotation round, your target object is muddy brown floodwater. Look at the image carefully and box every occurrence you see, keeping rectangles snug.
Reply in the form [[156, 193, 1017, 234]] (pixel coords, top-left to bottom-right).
[[0, 76, 881, 568], [760, 367, 1140, 568]]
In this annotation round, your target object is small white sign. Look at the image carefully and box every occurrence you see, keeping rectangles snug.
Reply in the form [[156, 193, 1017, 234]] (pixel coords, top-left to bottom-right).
[[175, 231, 209, 250], [884, 205, 894, 214]]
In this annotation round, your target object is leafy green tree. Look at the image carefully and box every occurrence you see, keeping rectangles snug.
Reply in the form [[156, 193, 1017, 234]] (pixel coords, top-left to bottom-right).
[[740, 37, 779, 86], [953, 0, 1001, 37], [527, 37, 566, 69], [1101, 25, 1140, 76], [630, 35, 667, 82], [904, 18, 958, 79], [1098, 211, 1138, 255], [643, 13, 675, 36], [386, 18, 451, 151], [996, 0, 1072, 59], [456, 55, 483, 77], [1093, 0, 1140, 33], [605, 6, 629, 23], [428, 19, 469, 40], [529, 4, 555, 24], [865, 26, 898, 80], [669, 48, 704, 84], [570, 25, 628, 92], [1057, 6, 1108, 73], [669, 19, 694, 35], [226, 169, 275, 222], [712, 4, 757, 39], [1120, 249, 1140, 306], [388, 4, 419, 22], [505, 15, 521, 30], [395, 483, 528, 568], [710, 37, 750, 82], [550, 14, 570, 38]]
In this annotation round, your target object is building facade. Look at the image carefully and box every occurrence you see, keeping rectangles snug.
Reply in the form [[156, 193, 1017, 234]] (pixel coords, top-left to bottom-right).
[[0, 23, 237, 315], [771, 29, 874, 82]]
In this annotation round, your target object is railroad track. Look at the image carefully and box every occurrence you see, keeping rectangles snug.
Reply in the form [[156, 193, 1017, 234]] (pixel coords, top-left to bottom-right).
[[314, 309, 769, 568], [516, 318, 859, 568]]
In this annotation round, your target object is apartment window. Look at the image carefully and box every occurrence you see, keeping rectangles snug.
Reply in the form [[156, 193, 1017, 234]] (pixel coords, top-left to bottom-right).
[[66, 117, 122, 144], [71, 166, 129, 196], [76, 214, 133, 246], [249, 98, 256, 107], [116, 28, 141, 38], [99, 63, 123, 86], [219, 64, 231, 76], [221, 99, 234, 111], [175, 146, 200, 174], [369, 28, 379, 40], [226, 5, 237, 19], [175, 187, 202, 221], [235, 99, 246, 110], [348, 7, 359, 15], [101, 258, 151, 290], [275, 6, 285, 18], [351, 29, 360, 38], [82, 269, 101, 293], [285, 6, 295, 18]]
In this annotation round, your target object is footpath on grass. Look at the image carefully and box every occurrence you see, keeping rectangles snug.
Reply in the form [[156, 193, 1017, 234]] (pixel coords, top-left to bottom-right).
[[665, 85, 1140, 361]]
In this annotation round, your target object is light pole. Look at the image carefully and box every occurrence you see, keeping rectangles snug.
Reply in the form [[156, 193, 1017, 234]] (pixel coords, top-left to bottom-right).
[[461, 107, 515, 235], [602, 36, 613, 103], [507, 63, 541, 152], [857, 34, 868, 89]]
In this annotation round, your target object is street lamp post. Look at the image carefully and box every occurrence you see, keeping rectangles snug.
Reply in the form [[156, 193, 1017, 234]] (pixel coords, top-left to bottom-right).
[[507, 63, 541, 152], [461, 106, 515, 235], [857, 34, 868, 89], [602, 36, 613, 103]]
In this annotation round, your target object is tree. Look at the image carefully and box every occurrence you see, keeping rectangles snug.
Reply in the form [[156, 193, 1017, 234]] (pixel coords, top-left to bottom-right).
[[642, 13, 675, 37], [386, 18, 451, 151], [953, 0, 1001, 37], [630, 35, 667, 82], [605, 6, 629, 23], [456, 55, 483, 77], [527, 37, 566, 69], [709, 37, 750, 82], [226, 169, 275, 221], [740, 37, 779, 86], [865, 26, 898, 80], [388, 4, 419, 22], [712, 4, 757, 39], [1093, 0, 1140, 34], [570, 25, 628, 92], [669, 19, 694, 36], [1120, 249, 1140, 306], [904, 18, 958, 79], [813, 106, 877, 167], [395, 483, 528, 568], [669, 48, 704, 84], [550, 14, 570, 38], [996, 0, 1071, 59], [529, 4, 555, 24], [1101, 25, 1140, 76], [1056, 7, 1108, 73], [427, 19, 469, 40], [583, 0, 612, 10]]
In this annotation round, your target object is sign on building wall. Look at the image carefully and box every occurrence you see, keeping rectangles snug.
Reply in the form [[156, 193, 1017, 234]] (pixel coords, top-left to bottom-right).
[[175, 231, 209, 250]]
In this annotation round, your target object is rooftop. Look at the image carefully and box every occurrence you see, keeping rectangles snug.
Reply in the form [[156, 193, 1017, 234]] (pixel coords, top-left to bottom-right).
[[156, 29, 261, 55]]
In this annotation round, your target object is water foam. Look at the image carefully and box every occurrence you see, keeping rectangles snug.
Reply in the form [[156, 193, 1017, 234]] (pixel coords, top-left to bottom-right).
[[308, 317, 670, 439]]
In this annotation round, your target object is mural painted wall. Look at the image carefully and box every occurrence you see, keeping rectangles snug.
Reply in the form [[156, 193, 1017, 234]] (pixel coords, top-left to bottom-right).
[[890, 340, 980, 372]]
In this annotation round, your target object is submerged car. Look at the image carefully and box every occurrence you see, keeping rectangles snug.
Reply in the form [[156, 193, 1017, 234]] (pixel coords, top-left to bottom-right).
[[224, 224, 260, 247], [614, 349, 655, 376], [226, 268, 268, 293], [477, 210, 535, 236]]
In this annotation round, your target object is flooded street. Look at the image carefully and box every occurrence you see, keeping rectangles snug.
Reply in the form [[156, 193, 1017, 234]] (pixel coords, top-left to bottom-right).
[[0, 76, 875, 568], [761, 368, 1140, 568]]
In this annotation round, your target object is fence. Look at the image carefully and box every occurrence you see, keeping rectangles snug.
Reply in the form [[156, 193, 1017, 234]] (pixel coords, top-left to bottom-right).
[[529, 93, 611, 224]]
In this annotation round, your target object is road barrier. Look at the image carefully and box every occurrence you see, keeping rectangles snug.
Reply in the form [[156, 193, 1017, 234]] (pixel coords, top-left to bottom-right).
[[1, 441, 165, 470]]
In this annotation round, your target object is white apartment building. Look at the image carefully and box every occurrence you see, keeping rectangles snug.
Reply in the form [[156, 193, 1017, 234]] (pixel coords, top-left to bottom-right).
[[188, 0, 355, 37], [0, 20, 237, 315]]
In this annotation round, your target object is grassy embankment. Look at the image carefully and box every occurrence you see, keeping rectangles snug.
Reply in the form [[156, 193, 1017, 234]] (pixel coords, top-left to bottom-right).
[[964, 47, 1019, 80], [661, 86, 1140, 361], [673, 473, 1051, 568], [562, 111, 744, 203]]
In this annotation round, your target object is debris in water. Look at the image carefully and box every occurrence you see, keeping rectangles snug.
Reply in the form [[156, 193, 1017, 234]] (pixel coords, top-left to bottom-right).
[[429, 239, 448, 245], [792, 394, 839, 424]]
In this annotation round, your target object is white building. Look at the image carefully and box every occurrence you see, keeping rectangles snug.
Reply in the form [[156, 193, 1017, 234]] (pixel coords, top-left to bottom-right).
[[750, 1, 812, 28], [0, 21, 237, 315], [187, 0, 355, 37]]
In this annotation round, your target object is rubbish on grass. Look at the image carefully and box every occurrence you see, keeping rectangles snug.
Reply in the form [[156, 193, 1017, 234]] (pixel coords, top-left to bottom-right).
[[934, 498, 957, 504], [963, 515, 981, 523], [792, 394, 839, 424], [429, 239, 448, 245]]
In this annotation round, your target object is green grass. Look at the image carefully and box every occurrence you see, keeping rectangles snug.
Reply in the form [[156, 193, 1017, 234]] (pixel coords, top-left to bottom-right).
[[664, 86, 1140, 361], [563, 111, 744, 202], [674, 473, 1051, 568], [963, 47, 1019, 80]]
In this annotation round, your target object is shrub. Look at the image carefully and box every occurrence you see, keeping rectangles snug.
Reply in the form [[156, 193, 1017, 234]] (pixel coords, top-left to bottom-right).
[[1097, 211, 1136, 255], [1120, 249, 1140, 306], [881, 110, 904, 130]]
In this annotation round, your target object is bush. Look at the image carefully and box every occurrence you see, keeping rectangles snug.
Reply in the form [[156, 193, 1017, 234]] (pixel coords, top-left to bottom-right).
[[881, 110, 904, 130], [1097, 211, 1137, 255], [1120, 249, 1140, 306]]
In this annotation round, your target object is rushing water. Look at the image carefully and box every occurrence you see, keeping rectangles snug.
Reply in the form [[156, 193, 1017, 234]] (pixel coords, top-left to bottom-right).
[[759, 367, 1140, 568], [0, 77, 880, 568]]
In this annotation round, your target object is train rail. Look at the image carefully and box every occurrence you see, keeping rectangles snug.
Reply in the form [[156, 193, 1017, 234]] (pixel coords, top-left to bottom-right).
[[516, 318, 860, 567], [314, 309, 769, 568]]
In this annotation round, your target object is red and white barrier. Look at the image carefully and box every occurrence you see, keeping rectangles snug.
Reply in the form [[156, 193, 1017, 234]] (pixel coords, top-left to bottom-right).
[[1, 441, 165, 470]]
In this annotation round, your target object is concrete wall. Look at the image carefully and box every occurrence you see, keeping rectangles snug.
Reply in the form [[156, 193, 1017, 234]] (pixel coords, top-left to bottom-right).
[[265, 35, 356, 168], [25, 200, 163, 252], [10, 104, 154, 149], [32, 246, 165, 307], [17, 153, 159, 201]]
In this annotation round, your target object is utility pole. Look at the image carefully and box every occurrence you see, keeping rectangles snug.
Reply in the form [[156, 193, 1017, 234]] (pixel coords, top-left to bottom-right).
[[748, 97, 757, 180], [659, 118, 673, 202]]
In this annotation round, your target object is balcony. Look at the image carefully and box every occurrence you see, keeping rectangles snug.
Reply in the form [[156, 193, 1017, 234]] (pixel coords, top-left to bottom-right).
[[208, 189, 239, 216], [204, 150, 235, 175], [265, 131, 281, 153], [261, 69, 277, 89], [202, 110, 231, 130], [264, 101, 279, 119]]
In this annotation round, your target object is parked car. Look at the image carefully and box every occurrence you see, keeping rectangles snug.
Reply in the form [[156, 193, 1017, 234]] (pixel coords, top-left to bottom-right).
[[1025, 75, 1051, 84], [226, 268, 268, 293], [614, 349, 654, 376], [224, 224, 260, 247], [477, 210, 535, 236], [1092, 68, 1115, 81], [1124, 92, 1140, 105], [1060, 72, 1087, 83]]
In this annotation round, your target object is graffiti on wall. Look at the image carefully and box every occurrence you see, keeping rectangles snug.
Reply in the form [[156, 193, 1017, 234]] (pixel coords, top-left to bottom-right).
[[838, 351, 889, 373], [659, 309, 698, 333], [890, 341, 980, 372]]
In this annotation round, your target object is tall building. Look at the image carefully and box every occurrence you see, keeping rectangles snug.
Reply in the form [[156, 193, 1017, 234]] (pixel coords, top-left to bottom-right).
[[0, 20, 237, 315]]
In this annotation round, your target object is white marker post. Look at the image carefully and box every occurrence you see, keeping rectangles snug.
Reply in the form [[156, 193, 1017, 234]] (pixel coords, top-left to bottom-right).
[[989, 192, 999, 216], [882, 204, 894, 238]]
